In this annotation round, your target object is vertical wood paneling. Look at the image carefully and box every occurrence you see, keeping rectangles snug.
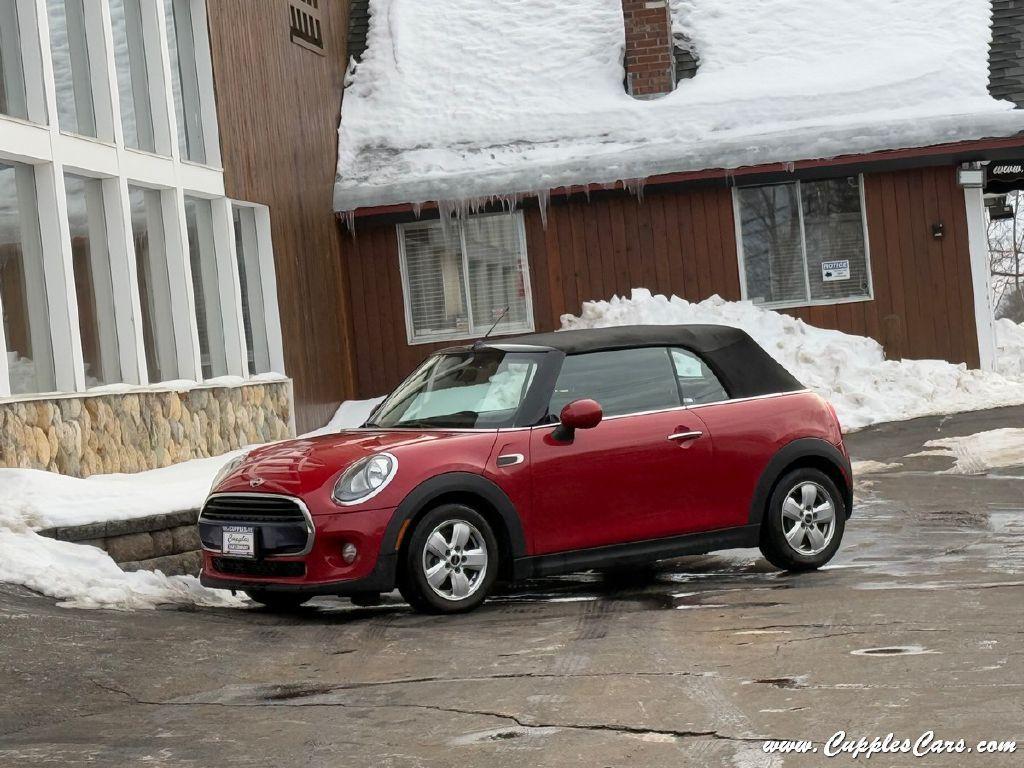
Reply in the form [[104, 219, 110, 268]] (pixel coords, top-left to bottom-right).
[[344, 167, 980, 397], [207, 0, 356, 432]]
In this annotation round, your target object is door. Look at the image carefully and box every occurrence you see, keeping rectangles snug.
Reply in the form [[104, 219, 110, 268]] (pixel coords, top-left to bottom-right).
[[528, 346, 716, 555]]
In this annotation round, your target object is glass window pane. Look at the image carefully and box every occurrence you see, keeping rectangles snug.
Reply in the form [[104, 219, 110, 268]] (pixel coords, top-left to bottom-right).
[[110, 0, 156, 151], [46, 0, 99, 136], [401, 222, 468, 340], [0, 162, 56, 394], [129, 185, 177, 382], [463, 214, 530, 334], [802, 178, 871, 302], [0, 1, 30, 120], [65, 174, 121, 386], [739, 184, 807, 306], [550, 348, 679, 418], [232, 205, 270, 374], [165, 0, 206, 163], [184, 196, 226, 379], [669, 348, 728, 405]]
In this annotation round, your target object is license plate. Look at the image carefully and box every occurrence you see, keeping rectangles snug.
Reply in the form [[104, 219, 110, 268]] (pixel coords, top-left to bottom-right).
[[222, 526, 257, 558]]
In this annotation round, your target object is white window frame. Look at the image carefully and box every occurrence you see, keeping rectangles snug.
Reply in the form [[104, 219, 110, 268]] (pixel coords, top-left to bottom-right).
[[0, 0, 284, 400], [396, 211, 535, 346], [733, 174, 874, 310]]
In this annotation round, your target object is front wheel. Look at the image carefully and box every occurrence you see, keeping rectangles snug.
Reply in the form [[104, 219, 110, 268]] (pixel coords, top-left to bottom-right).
[[398, 504, 499, 614], [759, 468, 845, 572]]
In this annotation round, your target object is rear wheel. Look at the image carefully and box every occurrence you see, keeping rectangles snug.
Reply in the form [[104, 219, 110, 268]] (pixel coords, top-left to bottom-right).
[[398, 504, 498, 614], [244, 590, 311, 611], [759, 468, 845, 572]]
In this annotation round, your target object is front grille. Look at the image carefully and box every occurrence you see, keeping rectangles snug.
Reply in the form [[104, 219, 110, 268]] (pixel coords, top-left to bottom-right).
[[202, 494, 307, 524], [212, 558, 306, 578]]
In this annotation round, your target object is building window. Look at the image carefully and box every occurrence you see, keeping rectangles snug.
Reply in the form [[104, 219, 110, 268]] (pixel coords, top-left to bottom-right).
[[46, 0, 107, 138], [0, 161, 56, 395], [165, 0, 206, 163], [65, 173, 122, 386], [110, 0, 162, 152], [1, 0, 45, 123], [289, 0, 324, 55], [183, 195, 226, 378], [397, 212, 534, 344], [129, 185, 177, 382], [736, 176, 872, 308], [232, 205, 270, 374]]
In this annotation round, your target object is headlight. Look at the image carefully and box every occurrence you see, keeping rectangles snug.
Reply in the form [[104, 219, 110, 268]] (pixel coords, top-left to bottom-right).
[[333, 453, 397, 505], [210, 453, 247, 493]]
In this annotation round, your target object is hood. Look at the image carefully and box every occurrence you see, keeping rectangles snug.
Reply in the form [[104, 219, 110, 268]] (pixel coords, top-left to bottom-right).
[[212, 429, 482, 497]]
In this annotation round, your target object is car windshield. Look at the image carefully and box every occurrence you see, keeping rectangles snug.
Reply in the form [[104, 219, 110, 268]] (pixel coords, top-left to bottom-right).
[[367, 349, 542, 429]]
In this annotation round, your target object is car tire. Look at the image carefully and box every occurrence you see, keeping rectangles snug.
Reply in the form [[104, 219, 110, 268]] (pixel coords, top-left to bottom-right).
[[244, 590, 311, 611], [759, 468, 846, 572], [398, 504, 499, 614]]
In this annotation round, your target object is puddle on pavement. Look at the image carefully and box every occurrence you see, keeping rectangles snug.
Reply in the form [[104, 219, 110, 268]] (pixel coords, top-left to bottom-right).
[[850, 645, 938, 657]]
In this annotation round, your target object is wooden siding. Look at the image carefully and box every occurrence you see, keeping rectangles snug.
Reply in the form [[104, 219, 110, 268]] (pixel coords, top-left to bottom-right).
[[343, 166, 981, 398], [206, 0, 356, 432]]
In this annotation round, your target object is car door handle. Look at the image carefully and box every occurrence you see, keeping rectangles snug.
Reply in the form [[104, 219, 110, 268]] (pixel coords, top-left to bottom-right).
[[668, 431, 703, 442]]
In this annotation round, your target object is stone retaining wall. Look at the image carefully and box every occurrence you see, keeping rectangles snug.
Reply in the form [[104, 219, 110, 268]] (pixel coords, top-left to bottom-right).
[[0, 380, 293, 478], [40, 510, 203, 577]]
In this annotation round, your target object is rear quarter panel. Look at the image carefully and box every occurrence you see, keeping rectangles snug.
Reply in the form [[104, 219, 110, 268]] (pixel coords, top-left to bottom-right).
[[691, 392, 841, 528]]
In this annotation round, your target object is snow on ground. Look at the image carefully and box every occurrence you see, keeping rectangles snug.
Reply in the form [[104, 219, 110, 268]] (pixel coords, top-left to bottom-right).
[[912, 428, 1024, 475], [335, 0, 1024, 210], [560, 289, 1024, 431], [0, 398, 375, 610]]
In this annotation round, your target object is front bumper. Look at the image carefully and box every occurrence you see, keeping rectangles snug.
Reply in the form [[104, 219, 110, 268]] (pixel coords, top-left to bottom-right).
[[199, 503, 399, 596]]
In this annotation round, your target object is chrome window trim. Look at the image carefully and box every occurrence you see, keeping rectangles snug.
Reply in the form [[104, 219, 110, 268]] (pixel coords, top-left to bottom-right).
[[199, 492, 315, 558]]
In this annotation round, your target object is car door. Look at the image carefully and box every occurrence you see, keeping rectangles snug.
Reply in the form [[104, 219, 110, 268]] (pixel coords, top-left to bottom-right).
[[527, 346, 715, 555]]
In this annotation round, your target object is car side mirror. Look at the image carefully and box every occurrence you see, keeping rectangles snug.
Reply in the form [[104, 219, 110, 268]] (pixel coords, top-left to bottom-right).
[[552, 399, 603, 443]]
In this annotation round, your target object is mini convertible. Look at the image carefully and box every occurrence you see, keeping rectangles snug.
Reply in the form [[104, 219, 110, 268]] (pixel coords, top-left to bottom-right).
[[199, 325, 852, 613]]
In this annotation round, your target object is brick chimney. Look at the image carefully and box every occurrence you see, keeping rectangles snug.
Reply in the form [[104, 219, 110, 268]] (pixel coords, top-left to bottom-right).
[[622, 0, 675, 98]]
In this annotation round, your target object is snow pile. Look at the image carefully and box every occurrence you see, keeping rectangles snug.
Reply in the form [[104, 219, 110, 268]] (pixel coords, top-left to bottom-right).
[[303, 396, 385, 437], [0, 398, 375, 610], [336, 0, 1024, 210], [994, 318, 1024, 380], [914, 428, 1024, 475], [560, 289, 1024, 430]]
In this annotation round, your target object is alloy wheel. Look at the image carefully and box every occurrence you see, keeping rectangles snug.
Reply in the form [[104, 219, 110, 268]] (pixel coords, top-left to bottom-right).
[[420, 519, 489, 601], [780, 481, 836, 556]]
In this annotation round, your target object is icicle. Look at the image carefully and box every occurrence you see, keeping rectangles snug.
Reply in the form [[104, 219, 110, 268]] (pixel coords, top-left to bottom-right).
[[340, 210, 356, 236], [624, 178, 647, 202], [411, 201, 423, 219], [536, 189, 551, 230], [784, 161, 795, 174]]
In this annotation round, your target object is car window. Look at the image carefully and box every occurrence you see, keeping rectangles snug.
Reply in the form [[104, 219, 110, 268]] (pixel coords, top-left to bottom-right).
[[669, 348, 729, 405], [549, 347, 681, 419]]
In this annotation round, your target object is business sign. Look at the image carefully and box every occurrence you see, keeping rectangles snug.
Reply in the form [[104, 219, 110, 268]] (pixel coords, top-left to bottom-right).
[[821, 259, 850, 282], [986, 162, 1024, 193]]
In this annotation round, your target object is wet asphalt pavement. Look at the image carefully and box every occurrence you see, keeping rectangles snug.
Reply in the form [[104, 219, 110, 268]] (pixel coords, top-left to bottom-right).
[[1, 407, 1023, 767]]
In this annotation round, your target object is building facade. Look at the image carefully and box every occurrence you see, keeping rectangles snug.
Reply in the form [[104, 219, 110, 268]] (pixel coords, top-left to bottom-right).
[[0, 0, 354, 475], [333, 0, 1024, 398]]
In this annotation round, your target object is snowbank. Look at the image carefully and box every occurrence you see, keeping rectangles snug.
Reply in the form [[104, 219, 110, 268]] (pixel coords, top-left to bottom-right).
[[560, 290, 1024, 431], [914, 428, 1024, 475], [335, 0, 1024, 210], [0, 397, 376, 610], [995, 318, 1024, 380]]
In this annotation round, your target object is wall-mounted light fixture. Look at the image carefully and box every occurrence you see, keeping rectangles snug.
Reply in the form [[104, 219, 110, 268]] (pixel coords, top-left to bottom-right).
[[957, 166, 985, 188]]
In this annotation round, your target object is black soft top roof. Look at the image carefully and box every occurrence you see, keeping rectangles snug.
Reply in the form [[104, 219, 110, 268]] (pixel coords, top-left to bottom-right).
[[480, 324, 805, 399]]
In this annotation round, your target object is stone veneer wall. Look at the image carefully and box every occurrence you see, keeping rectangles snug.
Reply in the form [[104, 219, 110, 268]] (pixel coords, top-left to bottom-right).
[[0, 381, 293, 478]]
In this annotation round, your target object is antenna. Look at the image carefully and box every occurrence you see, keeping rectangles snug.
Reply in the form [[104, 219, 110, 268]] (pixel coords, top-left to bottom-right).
[[474, 306, 510, 348]]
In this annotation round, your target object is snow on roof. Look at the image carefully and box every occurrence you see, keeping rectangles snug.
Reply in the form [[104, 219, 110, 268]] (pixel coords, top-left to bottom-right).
[[334, 0, 1024, 213]]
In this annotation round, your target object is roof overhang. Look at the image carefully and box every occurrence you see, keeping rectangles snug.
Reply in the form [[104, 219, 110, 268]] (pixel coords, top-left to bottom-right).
[[338, 133, 1024, 221]]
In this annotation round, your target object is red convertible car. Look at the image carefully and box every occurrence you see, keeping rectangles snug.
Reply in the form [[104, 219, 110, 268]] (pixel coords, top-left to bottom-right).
[[199, 325, 852, 613]]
